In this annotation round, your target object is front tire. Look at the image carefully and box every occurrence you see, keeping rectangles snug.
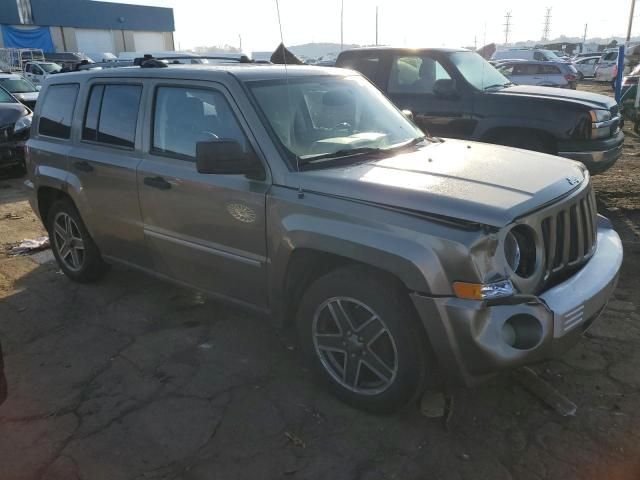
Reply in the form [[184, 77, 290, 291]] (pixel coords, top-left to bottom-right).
[[296, 266, 434, 413], [47, 198, 107, 282]]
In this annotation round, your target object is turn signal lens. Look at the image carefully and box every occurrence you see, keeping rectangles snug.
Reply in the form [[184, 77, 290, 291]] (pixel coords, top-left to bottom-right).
[[453, 280, 515, 300]]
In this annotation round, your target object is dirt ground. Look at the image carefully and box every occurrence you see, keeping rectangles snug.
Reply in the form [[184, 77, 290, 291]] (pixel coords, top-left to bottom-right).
[[1, 82, 639, 480]]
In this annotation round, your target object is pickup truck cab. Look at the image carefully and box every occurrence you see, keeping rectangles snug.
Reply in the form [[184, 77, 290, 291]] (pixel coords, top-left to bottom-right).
[[26, 63, 623, 412], [336, 47, 624, 174], [23, 61, 62, 85]]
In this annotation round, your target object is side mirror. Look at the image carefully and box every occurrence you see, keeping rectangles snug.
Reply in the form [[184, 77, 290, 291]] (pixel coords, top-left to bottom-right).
[[433, 79, 459, 98], [35, 85, 42, 91], [196, 139, 264, 180], [401, 110, 414, 122]]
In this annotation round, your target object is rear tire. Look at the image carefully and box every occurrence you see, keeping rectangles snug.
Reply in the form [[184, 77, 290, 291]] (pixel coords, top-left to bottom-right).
[[47, 198, 108, 282], [296, 266, 435, 413]]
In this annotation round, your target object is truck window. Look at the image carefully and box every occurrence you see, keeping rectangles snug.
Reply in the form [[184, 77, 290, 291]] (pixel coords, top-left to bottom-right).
[[533, 51, 545, 61], [338, 54, 382, 84], [152, 86, 250, 159], [82, 84, 142, 148], [388, 56, 451, 94], [38, 84, 79, 139]]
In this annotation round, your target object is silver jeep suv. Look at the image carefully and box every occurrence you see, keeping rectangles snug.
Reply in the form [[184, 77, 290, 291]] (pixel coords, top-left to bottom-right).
[[25, 64, 623, 412]]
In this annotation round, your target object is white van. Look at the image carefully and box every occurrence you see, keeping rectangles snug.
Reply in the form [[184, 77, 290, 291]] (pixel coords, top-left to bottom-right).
[[492, 48, 562, 62]]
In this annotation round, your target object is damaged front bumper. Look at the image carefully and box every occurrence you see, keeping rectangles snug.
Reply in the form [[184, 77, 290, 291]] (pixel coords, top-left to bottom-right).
[[411, 220, 623, 387]]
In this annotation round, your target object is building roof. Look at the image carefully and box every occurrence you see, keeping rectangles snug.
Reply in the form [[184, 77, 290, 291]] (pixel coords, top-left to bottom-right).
[[0, 0, 174, 32]]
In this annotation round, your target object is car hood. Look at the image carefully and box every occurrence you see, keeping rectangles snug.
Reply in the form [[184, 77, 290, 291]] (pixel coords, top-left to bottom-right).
[[289, 139, 586, 228], [493, 84, 616, 110], [12, 91, 39, 102], [0, 103, 29, 127]]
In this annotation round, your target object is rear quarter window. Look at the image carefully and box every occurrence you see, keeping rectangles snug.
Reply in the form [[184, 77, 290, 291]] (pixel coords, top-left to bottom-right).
[[38, 84, 79, 139]]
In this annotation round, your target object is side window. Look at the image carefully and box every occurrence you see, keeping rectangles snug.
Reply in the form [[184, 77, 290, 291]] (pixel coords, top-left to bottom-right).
[[541, 65, 561, 75], [512, 65, 527, 75], [25, 64, 31, 73], [82, 84, 142, 148], [388, 56, 451, 94], [339, 55, 381, 84], [603, 52, 617, 62], [533, 51, 544, 61], [152, 86, 250, 160], [499, 64, 515, 76], [38, 84, 79, 139]]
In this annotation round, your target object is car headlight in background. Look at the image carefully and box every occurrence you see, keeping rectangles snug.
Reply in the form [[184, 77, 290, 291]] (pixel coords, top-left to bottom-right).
[[13, 114, 32, 134], [504, 225, 537, 278], [589, 109, 613, 139]]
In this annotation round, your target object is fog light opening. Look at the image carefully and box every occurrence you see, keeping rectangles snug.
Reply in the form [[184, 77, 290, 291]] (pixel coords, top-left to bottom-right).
[[502, 314, 543, 350]]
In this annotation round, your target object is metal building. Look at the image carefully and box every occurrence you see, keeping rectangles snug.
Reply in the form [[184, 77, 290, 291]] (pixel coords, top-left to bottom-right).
[[0, 0, 174, 55]]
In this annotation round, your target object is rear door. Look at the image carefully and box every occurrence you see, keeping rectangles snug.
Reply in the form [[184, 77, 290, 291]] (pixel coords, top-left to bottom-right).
[[335, 51, 386, 88], [511, 64, 540, 85], [541, 64, 565, 86], [66, 79, 151, 268], [137, 80, 270, 307], [385, 53, 474, 138]]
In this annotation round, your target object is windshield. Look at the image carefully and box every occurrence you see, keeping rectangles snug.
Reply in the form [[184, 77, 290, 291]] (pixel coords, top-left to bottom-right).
[[0, 78, 36, 94], [448, 51, 511, 90], [40, 63, 61, 73], [0, 87, 17, 103], [541, 49, 561, 60], [248, 75, 424, 164]]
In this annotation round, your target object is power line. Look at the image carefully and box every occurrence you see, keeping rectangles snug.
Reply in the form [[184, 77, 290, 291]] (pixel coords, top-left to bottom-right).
[[542, 7, 552, 41], [504, 10, 512, 45]]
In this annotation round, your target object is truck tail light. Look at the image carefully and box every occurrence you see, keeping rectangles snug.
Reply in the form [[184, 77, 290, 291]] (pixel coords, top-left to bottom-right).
[[564, 74, 577, 81], [623, 76, 639, 86]]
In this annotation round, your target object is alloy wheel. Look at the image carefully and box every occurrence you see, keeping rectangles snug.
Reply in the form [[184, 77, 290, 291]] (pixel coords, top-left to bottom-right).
[[52, 212, 85, 272], [312, 297, 398, 395]]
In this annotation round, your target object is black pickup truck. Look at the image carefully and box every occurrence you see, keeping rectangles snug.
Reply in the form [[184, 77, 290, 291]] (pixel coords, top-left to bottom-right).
[[336, 47, 623, 174]]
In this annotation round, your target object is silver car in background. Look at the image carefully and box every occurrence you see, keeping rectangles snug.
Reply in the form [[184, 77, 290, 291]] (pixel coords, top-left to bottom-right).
[[573, 56, 601, 80], [497, 60, 579, 89]]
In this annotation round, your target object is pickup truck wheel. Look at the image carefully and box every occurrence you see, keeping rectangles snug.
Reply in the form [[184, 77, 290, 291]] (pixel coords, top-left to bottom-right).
[[296, 267, 431, 413], [47, 199, 107, 282]]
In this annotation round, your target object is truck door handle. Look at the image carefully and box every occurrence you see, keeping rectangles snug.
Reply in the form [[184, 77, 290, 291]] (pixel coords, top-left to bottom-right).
[[144, 176, 172, 190], [73, 160, 94, 172]]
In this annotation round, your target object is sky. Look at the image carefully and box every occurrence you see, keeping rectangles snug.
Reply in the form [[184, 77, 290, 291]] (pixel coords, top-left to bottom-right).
[[110, 0, 637, 53]]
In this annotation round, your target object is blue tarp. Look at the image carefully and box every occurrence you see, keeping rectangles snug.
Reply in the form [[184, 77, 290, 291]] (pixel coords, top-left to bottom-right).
[[1, 25, 54, 53]]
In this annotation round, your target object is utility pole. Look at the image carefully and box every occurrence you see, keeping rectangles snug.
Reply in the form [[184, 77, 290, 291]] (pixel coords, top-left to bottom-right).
[[504, 11, 512, 45], [626, 0, 636, 48], [542, 7, 552, 42], [340, 0, 344, 51], [375, 5, 379, 46], [238, 34, 242, 52]]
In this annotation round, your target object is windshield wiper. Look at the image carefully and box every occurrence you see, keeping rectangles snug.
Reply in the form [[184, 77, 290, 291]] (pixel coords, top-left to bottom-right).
[[298, 136, 429, 165], [298, 147, 386, 165], [484, 82, 513, 91]]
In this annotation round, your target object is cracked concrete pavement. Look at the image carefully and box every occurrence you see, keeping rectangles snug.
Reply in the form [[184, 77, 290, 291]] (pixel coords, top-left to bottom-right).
[[1, 90, 640, 478]]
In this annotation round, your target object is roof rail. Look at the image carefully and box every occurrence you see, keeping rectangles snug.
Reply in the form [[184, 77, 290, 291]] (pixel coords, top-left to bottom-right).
[[134, 54, 253, 67]]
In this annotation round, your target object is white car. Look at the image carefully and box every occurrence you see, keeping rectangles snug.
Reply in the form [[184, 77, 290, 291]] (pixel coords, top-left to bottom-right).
[[492, 48, 563, 62], [573, 56, 601, 79], [0, 73, 39, 109], [23, 61, 61, 85]]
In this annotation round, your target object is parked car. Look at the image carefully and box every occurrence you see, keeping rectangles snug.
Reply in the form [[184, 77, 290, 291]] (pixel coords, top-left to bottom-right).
[[26, 64, 623, 412], [336, 47, 623, 174], [23, 61, 62, 85], [492, 48, 563, 62], [593, 49, 620, 86], [0, 73, 39, 109], [43, 52, 92, 71], [0, 85, 31, 173], [497, 60, 578, 89], [573, 56, 601, 80]]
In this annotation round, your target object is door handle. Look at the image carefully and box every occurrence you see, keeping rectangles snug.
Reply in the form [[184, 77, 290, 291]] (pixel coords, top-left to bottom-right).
[[73, 160, 94, 173], [144, 176, 172, 190]]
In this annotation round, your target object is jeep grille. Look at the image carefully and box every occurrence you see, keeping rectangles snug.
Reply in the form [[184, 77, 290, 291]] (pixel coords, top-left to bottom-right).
[[540, 185, 598, 283]]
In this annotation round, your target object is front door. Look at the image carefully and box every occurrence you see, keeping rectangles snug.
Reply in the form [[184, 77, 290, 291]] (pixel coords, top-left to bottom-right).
[[385, 54, 474, 138], [137, 81, 269, 307], [67, 80, 151, 268]]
